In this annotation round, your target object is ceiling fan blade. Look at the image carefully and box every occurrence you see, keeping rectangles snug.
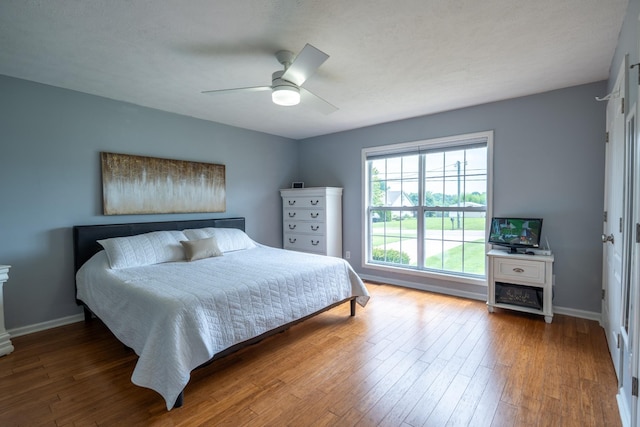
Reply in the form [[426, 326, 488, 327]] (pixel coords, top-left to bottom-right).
[[281, 44, 329, 87], [300, 88, 338, 115], [202, 86, 271, 95]]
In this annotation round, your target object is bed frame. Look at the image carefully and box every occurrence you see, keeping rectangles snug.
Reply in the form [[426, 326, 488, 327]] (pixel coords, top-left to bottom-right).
[[72, 217, 356, 409]]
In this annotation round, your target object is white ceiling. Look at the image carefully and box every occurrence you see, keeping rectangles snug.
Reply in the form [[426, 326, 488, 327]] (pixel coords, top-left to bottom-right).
[[0, 0, 628, 140]]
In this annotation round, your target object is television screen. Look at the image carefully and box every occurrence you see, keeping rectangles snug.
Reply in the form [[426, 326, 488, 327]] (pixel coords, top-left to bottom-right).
[[488, 218, 543, 250]]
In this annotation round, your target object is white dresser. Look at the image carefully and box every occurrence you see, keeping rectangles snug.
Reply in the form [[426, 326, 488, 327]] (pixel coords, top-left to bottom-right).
[[280, 187, 343, 257], [0, 265, 13, 356]]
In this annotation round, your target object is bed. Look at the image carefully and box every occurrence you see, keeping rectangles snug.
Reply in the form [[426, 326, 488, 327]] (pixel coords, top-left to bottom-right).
[[73, 217, 369, 410]]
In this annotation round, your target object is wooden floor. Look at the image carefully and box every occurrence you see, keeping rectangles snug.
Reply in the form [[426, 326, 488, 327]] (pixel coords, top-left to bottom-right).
[[0, 282, 621, 426]]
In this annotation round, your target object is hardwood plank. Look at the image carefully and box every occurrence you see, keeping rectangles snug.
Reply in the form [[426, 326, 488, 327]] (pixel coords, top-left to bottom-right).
[[404, 355, 465, 425], [468, 363, 511, 426], [446, 365, 493, 426], [536, 395, 563, 427], [515, 395, 541, 426], [352, 349, 425, 419], [0, 282, 621, 426], [424, 372, 472, 425], [377, 357, 447, 426], [541, 328, 563, 401], [491, 401, 518, 427], [499, 343, 531, 407], [355, 358, 430, 426], [328, 342, 410, 417]]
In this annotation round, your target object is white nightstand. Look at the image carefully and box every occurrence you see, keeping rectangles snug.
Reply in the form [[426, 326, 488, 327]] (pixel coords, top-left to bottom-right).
[[486, 250, 554, 323], [0, 265, 12, 356]]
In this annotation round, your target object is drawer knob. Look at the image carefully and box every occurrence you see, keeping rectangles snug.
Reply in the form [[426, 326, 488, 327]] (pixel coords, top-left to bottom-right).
[[311, 240, 319, 246], [288, 212, 296, 218], [288, 224, 296, 230], [311, 200, 319, 205], [311, 225, 319, 231], [289, 238, 297, 243], [513, 267, 524, 273], [310, 213, 319, 218], [288, 200, 296, 206]]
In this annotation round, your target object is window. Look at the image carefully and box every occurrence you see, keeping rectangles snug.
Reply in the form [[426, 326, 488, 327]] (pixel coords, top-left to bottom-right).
[[363, 131, 493, 282]]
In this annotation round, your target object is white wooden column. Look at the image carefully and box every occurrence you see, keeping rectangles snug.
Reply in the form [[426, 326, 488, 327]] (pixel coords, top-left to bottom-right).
[[0, 265, 13, 356]]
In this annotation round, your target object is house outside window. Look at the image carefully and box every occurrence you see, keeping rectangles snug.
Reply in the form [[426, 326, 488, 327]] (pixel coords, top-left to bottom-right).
[[363, 131, 493, 283]]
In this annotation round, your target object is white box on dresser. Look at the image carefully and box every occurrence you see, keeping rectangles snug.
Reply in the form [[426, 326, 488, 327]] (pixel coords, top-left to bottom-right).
[[0, 265, 13, 356], [280, 187, 343, 257]]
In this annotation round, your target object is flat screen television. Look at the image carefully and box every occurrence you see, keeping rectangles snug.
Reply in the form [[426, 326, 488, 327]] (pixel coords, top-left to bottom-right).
[[488, 217, 543, 253]]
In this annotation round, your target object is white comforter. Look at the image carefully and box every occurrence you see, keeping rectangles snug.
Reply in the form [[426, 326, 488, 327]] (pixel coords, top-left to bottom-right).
[[76, 246, 369, 410]]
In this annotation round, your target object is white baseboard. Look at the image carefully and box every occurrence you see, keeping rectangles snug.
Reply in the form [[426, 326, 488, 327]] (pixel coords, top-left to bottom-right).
[[360, 274, 601, 321], [6, 280, 603, 339], [552, 306, 601, 322], [359, 273, 487, 302], [8, 313, 84, 338], [617, 388, 632, 427]]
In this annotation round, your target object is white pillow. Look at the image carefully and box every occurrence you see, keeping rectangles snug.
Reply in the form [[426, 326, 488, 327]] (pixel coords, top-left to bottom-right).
[[180, 237, 223, 261], [98, 230, 187, 269], [182, 227, 256, 252]]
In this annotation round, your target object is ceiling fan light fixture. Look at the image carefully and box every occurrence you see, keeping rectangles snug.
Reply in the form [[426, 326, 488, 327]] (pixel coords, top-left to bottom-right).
[[272, 85, 300, 106]]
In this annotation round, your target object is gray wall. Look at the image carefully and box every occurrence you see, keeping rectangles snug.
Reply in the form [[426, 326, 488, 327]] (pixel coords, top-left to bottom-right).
[[0, 75, 297, 330], [298, 82, 606, 314]]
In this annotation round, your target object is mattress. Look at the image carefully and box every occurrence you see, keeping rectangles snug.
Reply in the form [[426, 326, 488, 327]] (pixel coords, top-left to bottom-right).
[[76, 245, 369, 410]]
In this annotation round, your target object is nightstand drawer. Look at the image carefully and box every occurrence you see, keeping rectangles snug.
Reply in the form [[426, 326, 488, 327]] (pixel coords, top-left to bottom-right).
[[493, 258, 546, 285]]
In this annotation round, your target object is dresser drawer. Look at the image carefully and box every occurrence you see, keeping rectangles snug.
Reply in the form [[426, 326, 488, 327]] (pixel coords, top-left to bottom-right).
[[493, 258, 546, 285], [283, 234, 326, 253], [282, 196, 326, 209], [284, 221, 324, 234], [284, 209, 325, 221]]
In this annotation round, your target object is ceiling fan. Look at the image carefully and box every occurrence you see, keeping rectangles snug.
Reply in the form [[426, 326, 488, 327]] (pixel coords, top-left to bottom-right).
[[202, 43, 338, 114]]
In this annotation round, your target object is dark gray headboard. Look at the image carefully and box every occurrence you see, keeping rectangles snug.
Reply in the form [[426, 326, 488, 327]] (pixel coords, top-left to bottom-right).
[[73, 217, 246, 274]]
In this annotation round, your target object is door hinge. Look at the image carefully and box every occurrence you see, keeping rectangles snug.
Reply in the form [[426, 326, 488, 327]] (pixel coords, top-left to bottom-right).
[[606, 132, 610, 143], [602, 289, 606, 300], [620, 217, 623, 233], [622, 97, 625, 114], [617, 333, 621, 349], [633, 377, 638, 397], [636, 223, 640, 243], [604, 211, 608, 222], [633, 63, 640, 85]]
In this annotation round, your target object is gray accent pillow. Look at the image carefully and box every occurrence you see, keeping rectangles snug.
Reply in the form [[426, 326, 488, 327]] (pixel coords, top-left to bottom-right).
[[180, 237, 223, 261]]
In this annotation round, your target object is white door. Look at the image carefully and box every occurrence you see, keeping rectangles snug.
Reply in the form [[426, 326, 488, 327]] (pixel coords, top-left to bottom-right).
[[602, 58, 626, 384]]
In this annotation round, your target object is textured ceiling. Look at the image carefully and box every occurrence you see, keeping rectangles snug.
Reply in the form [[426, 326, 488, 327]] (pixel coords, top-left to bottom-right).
[[0, 0, 628, 139]]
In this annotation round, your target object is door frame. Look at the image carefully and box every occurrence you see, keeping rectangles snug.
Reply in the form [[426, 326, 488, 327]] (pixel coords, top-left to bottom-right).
[[631, 101, 640, 427], [603, 55, 627, 383], [603, 54, 634, 426], [620, 102, 637, 427]]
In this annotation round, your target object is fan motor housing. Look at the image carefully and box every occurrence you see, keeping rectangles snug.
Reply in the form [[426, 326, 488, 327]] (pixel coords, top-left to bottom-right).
[[272, 70, 297, 89]]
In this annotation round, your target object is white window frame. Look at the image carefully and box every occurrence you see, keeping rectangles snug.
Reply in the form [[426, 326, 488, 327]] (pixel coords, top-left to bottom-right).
[[361, 131, 494, 285]]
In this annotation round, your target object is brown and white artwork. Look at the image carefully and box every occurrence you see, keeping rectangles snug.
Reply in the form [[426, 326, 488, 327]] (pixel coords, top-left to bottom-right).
[[101, 152, 226, 215]]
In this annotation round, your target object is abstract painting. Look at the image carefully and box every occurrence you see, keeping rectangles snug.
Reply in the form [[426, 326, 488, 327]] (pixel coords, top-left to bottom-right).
[[101, 152, 226, 215]]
